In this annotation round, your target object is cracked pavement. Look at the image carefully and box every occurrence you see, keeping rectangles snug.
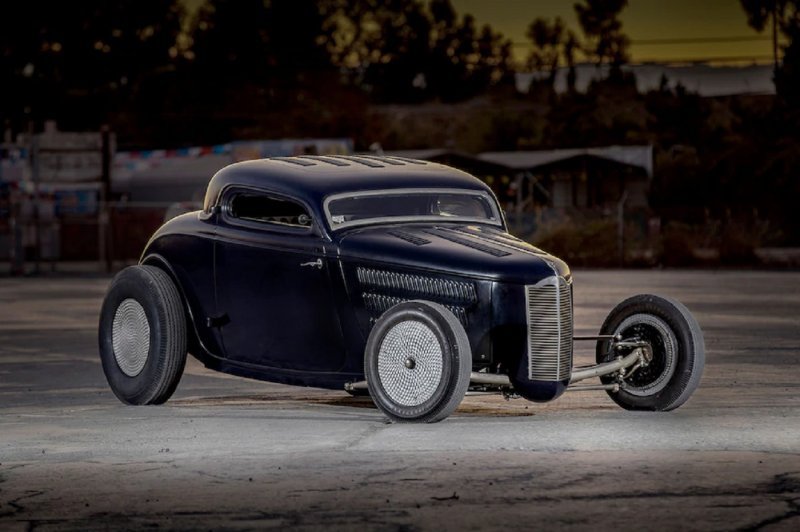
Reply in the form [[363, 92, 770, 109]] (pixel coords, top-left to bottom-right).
[[1, 270, 799, 531]]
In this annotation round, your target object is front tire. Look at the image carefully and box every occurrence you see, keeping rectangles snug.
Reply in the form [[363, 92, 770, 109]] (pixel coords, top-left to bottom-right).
[[365, 300, 471, 423], [596, 294, 704, 411], [98, 265, 187, 405]]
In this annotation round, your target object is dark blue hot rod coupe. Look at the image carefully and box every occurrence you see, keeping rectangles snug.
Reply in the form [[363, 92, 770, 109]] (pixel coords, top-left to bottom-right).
[[99, 155, 704, 422]]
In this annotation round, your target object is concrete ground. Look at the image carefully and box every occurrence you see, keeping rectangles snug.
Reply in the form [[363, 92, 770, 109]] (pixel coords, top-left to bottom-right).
[[1, 270, 799, 531]]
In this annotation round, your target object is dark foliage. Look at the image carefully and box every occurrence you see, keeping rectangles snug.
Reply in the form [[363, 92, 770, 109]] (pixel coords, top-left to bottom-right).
[[322, 0, 513, 103], [0, 0, 182, 132], [574, 0, 630, 68], [0, 0, 797, 244], [740, 0, 800, 105]]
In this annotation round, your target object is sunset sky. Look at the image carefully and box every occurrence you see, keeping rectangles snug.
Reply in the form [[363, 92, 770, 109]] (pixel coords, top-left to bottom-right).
[[452, 0, 776, 65], [183, 0, 778, 65]]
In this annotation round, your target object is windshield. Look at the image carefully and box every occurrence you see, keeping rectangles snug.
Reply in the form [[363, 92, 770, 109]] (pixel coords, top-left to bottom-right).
[[324, 189, 503, 230]]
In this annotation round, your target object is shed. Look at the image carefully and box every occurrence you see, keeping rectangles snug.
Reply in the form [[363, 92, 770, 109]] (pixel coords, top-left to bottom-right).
[[379, 149, 519, 205], [479, 146, 654, 212], [113, 155, 230, 204]]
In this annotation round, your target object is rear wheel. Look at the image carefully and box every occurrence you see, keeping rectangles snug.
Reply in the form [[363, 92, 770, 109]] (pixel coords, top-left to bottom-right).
[[98, 265, 187, 405], [365, 300, 471, 423], [596, 294, 704, 411]]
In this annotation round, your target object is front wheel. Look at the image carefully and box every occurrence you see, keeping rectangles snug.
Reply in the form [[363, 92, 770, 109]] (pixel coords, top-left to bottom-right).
[[596, 294, 704, 411], [98, 265, 187, 405], [365, 300, 471, 423]]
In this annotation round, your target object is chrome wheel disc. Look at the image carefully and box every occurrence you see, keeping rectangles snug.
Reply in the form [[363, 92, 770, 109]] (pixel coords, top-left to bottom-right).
[[614, 313, 677, 396], [112, 298, 150, 377], [377, 320, 443, 406]]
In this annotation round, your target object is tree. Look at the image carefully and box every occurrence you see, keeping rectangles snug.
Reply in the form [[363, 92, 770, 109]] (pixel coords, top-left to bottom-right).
[[563, 31, 580, 92], [171, 0, 366, 146], [426, 0, 468, 101], [574, 0, 630, 72], [320, 0, 434, 102], [740, 0, 800, 105], [190, 0, 272, 83], [323, 0, 512, 103], [775, 26, 800, 105], [524, 17, 579, 91], [740, 0, 799, 65], [0, 0, 183, 130], [526, 17, 565, 85], [267, 0, 332, 72], [475, 24, 516, 91]]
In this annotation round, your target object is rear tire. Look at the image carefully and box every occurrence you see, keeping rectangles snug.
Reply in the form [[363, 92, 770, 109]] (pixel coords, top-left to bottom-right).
[[596, 294, 704, 411], [365, 300, 471, 423], [98, 265, 187, 405]]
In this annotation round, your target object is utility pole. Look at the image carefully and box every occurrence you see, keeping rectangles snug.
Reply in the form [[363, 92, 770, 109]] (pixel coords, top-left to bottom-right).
[[1, 125, 25, 275], [773, 2, 779, 72], [617, 190, 628, 268], [100, 125, 112, 273], [30, 133, 41, 274]]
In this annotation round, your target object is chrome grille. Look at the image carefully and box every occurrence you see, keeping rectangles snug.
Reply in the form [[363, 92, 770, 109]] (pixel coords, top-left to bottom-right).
[[525, 277, 573, 381]]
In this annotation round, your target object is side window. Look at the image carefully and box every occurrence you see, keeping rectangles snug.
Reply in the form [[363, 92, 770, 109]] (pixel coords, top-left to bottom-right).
[[228, 192, 312, 229]]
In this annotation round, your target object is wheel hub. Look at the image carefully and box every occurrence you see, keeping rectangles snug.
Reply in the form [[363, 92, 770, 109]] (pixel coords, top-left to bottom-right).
[[377, 320, 443, 407], [111, 298, 150, 377], [613, 314, 677, 395]]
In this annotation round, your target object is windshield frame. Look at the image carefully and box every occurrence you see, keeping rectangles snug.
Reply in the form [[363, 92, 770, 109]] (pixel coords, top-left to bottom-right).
[[322, 187, 505, 232]]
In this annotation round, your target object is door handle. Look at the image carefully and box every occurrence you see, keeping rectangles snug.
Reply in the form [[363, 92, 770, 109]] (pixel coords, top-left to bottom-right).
[[300, 258, 323, 269]]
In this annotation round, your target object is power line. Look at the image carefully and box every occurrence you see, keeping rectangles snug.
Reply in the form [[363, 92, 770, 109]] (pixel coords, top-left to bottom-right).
[[630, 54, 775, 64], [632, 35, 772, 45], [511, 35, 773, 47], [509, 55, 776, 67]]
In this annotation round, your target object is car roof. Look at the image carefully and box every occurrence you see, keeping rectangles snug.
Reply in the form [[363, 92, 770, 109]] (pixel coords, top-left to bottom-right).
[[202, 155, 493, 212]]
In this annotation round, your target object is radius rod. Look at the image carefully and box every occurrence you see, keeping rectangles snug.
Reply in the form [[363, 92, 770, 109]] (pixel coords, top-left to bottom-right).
[[345, 348, 645, 392], [468, 349, 644, 387]]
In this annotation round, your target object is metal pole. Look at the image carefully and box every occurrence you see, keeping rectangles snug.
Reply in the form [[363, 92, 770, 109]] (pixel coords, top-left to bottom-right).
[[9, 191, 23, 275], [515, 173, 523, 234], [617, 190, 628, 267], [100, 126, 112, 273], [773, 3, 779, 72], [31, 135, 41, 274], [4, 132, 26, 275]]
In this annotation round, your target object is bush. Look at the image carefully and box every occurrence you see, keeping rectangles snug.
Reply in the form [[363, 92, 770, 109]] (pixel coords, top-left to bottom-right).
[[660, 222, 697, 267], [532, 218, 619, 267]]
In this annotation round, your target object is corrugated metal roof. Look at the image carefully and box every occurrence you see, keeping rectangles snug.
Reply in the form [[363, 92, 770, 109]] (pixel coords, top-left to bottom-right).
[[479, 145, 653, 177]]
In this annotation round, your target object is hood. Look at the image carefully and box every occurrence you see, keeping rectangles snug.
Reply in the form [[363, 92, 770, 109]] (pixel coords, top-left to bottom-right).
[[336, 224, 570, 284]]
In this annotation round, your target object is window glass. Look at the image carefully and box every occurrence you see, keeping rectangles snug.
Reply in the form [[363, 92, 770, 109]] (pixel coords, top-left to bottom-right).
[[326, 190, 501, 230], [229, 192, 312, 228]]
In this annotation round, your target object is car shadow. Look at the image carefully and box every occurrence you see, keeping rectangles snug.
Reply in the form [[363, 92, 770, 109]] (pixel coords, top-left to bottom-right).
[[169, 393, 540, 417]]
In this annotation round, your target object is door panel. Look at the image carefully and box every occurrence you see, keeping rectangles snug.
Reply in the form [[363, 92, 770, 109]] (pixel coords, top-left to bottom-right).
[[214, 218, 345, 373], [209, 158, 345, 378]]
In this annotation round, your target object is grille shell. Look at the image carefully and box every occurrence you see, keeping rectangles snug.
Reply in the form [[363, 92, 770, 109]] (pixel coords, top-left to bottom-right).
[[525, 277, 573, 381]]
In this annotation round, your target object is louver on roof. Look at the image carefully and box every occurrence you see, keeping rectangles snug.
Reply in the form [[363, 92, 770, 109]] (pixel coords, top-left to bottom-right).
[[270, 155, 429, 168], [202, 155, 492, 213]]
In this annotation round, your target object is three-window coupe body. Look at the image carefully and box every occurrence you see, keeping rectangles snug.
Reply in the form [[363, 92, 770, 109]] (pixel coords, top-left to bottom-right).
[[99, 155, 704, 422]]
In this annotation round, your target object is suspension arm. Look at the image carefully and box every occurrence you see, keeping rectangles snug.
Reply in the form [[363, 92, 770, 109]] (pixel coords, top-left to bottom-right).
[[569, 349, 644, 384]]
